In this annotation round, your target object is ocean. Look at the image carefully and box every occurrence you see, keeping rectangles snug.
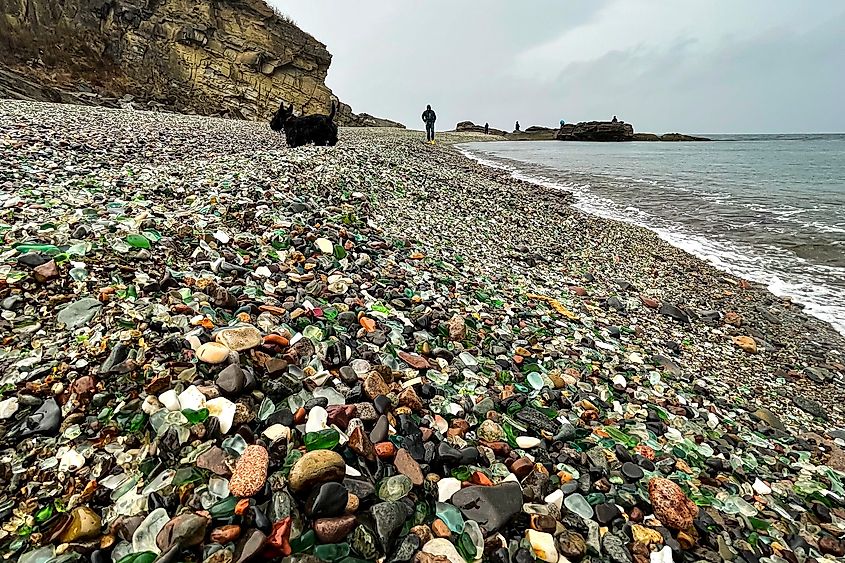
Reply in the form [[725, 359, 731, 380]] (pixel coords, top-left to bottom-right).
[[459, 135, 845, 335]]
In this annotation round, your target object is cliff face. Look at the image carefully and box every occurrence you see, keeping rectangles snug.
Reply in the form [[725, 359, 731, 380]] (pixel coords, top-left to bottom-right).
[[0, 0, 402, 126]]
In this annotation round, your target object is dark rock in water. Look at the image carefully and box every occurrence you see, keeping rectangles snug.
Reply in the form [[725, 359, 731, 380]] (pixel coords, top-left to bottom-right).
[[307, 482, 348, 519], [793, 395, 828, 419], [514, 407, 561, 434], [615, 444, 633, 463], [19, 398, 61, 437], [659, 302, 690, 323], [451, 482, 522, 531], [370, 501, 409, 551], [556, 121, 634, 142]]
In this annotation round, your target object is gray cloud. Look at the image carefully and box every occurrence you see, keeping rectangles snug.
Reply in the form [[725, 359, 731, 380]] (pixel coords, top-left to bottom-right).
[[273, 0, 845, 133]]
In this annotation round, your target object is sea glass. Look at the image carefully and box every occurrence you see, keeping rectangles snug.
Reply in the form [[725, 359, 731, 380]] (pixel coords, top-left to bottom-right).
[[304, 428, 340, 451]]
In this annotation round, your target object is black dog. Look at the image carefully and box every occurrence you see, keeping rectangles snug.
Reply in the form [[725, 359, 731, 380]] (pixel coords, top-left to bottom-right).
[[270, 101, 338, 148]]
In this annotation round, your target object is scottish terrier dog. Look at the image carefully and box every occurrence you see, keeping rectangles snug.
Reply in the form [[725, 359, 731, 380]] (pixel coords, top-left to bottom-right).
[[270, 101, 338, 148]]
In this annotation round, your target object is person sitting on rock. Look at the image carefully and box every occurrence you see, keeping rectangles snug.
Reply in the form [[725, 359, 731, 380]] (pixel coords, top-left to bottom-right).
[[422, 105, 437, 144], [612, 115, 618, 123]]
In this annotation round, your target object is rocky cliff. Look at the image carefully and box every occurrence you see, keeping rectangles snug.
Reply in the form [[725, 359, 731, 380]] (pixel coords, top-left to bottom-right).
[[556, 121, 634, 142], [0, 0, 403, 126]]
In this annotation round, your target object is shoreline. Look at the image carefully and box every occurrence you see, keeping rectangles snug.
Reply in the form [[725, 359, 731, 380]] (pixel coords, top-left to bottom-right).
[[454, 142, 845, 337], [3, 100, 845, 561]]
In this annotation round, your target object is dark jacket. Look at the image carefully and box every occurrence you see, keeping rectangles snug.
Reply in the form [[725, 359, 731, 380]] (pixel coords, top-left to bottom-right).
[[422, 109, 436, 124]]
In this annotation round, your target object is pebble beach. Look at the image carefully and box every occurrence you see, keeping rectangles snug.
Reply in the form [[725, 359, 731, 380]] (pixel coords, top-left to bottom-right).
[[2, 100, 845, 563]]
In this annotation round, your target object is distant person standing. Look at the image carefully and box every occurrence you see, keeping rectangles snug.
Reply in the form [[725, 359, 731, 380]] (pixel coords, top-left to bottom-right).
[[422, 105, 437, 143], [484, 123, 489, 134], [515, 121, 520, 132]]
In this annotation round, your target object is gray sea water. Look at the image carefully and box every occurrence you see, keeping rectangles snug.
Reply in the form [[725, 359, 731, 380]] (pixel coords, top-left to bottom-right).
[[459, 135, 845, 335]]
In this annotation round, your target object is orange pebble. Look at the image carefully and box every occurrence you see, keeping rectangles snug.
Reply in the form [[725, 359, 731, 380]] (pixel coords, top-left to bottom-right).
[[360, 317, 376, 333], [293, 407, 306, 425], [263, 334, 290, 347], [234, 499, 251, 516], [374, 442, 396, 459], [470, 471, 493, 486]]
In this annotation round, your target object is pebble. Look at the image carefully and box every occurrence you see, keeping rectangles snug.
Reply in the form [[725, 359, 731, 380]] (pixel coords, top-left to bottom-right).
[[214, 325, 262, 351], [288, 450, 346, 493], [196, 342, 232, 364], [526, 529, 558, 563], [648, 477, 699, 530], [228, 445, 269, 497]]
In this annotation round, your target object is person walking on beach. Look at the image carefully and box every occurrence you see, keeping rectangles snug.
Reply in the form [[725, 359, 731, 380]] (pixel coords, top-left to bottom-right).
[[484, 123, 489, 135], [515, 121, 520, 132], [422, 105, 437, 144]]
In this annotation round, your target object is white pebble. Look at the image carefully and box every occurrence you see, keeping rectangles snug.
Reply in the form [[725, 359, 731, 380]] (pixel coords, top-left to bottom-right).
[[752, 478, 771, 495], [159, 389, 181, 411], [437, 477, 462, 502], [178, 385, 207, 411], [59, 449, 85, 472], [651, 545, 674, 563], [305, 406, 329, 434], [196, 341, 231, 364], [516, 436, 541, 449], [263, 424, 290, 442], [206, 397, 236, 434]]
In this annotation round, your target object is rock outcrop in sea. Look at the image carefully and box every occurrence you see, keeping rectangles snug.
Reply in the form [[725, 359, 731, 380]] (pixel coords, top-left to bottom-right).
[[456, 121, 508, 136], [556, 121, 635, 142], [0, 0, 403, 127]]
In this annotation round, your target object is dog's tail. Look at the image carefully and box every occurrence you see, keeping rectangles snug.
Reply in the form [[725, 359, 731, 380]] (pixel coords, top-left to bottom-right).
[[329, 101, 337, 122]]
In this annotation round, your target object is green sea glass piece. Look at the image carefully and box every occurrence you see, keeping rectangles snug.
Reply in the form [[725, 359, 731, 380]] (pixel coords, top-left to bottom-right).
[[314, 543, 351, 562], [435, 501, 465, 534], [304, 428, 340, 451]]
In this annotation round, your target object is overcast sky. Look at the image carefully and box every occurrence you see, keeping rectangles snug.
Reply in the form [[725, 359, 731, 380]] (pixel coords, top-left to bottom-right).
[[272, 1, 845, 134]]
